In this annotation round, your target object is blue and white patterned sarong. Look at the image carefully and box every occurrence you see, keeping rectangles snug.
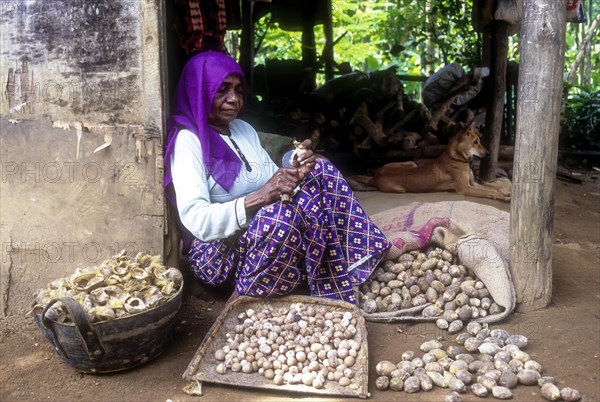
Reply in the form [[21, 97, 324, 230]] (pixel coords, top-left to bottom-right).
[[187, 159, 390, 303]]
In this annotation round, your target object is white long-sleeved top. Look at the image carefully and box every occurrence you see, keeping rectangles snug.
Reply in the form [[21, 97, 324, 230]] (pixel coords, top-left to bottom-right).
[[170, 119, 279, 242]]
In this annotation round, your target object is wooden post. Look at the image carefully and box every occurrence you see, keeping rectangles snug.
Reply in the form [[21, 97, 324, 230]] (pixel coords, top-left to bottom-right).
[[323, 0, 334, 81], [480, 21, 509, 182], [239, 0, 255, 92], [510, 0, 566, 311]]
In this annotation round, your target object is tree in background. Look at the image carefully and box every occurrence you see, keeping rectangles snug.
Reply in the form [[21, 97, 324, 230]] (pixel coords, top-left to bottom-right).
[[225, 0, 598, 149]]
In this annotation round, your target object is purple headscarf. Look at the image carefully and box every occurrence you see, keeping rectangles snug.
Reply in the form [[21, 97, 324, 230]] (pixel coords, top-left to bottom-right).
[[164, 51, 245, 195]]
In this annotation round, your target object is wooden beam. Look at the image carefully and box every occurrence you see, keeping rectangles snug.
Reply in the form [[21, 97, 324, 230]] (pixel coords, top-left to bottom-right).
[[239, 0, 255, 92], [323, 0, 334, 80], [480, 21, 509, 182], [510, 0, 566, 312]]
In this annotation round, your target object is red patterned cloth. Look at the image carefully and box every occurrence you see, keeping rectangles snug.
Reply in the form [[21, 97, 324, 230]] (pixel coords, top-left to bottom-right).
[[172, 0, 234, 53]]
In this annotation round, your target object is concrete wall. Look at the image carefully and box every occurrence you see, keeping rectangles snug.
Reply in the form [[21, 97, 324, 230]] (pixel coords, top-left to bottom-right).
[[0, 0, 166, 316]]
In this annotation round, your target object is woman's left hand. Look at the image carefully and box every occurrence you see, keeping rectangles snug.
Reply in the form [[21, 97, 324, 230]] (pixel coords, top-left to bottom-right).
[[294, 139, 316, 179]]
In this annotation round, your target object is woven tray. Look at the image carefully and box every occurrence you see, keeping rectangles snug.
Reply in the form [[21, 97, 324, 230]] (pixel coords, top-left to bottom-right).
[[183, 295, 369, 398]]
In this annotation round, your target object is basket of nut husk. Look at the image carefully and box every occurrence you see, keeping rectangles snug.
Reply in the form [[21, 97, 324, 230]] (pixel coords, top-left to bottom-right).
[[29, 250, 183, 373], [183, 295, 369, 398], [357, 234, 516, 330]]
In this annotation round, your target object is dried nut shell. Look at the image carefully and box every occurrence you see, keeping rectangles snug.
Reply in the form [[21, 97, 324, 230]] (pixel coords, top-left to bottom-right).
[[427, 371, 448, 388], [478, 376, 497, 391], [456, 305, 472, 321], [421, 258, 438, 271], [478, 342, 501, 356], [499, 371, 518, 389], [524, 359, 543, 372], [444, 391, 462, 402], [466, 321, 482, 336], [540, 383, 561, 401], [492, 385, 513, 399], [338, 376, 351, 387], [216, 363, 226, 374], [375, 375, 390, 390], [471, 382, 488, 397], [560, 387, 581, 402], [448, 377, 466, 393], [490, 328, 510, 341], [504, 335, 529, 349], [312, 374, 325, 389], [376, 360, 396, 376], [454, 293, 469, 307], [448, 320, 463, 334], [417, 373, 433, 391], [362, 299, 377, 314], [389, 377, 404, 391], [425, 287, 438, 303], [401, 350, 416, 361], [431, 280, 445, 293], [511, 349, 530, 362], [449, 360, 468, 374], [455, 333, 470, 345], [517, 369, 541, 385], [390, 368, 410, 381], [454, 369, 472, 386], [436, 318, 449, 330], [420, 304, 440, 318], [420, 340, 443, 352], [480, 297, 492, 310], [464, 337, 483, 352], [403, 376, 421, 393], [538, 376, 557, 386]]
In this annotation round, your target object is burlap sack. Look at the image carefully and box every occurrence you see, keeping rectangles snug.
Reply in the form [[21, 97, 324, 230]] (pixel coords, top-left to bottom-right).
[[363, 201, 516, 323]]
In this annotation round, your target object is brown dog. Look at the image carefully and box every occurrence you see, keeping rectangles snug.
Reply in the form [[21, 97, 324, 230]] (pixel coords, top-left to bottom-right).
[[350, 122, 511, 201]]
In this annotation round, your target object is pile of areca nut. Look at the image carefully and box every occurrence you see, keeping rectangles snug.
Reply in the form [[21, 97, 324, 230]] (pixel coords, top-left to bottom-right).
[[357, 246, 504, 329], [363, 246, 581, 401], [211, 302, 366, 392], [374, 322, 581, 401]]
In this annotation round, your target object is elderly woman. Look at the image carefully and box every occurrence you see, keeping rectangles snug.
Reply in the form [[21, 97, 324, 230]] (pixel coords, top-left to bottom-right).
[[164, 51, 390, 303]]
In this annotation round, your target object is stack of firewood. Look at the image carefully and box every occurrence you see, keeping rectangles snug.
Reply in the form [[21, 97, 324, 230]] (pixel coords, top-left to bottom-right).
[[290, 66, 486, 164]]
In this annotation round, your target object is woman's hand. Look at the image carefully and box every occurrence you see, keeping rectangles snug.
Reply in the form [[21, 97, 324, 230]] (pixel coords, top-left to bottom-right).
[[293, 139, 316, 178], [244, 139, 317, 214], [244, 167, 303, 214]]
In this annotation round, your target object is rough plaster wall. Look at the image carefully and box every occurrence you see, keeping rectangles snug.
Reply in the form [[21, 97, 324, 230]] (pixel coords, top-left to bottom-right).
[[0, 0, 165, 317]]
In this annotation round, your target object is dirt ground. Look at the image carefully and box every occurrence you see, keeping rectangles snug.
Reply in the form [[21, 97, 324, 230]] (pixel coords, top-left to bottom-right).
[[1, 164, 599, 402]]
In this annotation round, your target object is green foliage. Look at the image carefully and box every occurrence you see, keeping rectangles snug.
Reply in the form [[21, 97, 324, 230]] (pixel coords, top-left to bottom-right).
[[564, 19, 600, 90], [226, 0, 599, 102], [234, 1, 599, 82], [561, 87, 600, 150]]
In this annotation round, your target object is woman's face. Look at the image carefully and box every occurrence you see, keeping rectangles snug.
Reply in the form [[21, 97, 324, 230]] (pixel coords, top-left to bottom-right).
[[208, 73, 244, 128]]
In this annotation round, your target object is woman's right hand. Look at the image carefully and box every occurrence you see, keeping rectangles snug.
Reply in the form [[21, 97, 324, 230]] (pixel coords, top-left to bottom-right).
[[244, 167, 303, 214], [261, 167, 303, 203]]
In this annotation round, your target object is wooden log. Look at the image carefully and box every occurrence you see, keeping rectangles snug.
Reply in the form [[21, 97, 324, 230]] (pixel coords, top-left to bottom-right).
[[510, 0, 566, 312], [425, 76, 470, 132], [480, 21, 509, 182], [350, 103, 387, 147]]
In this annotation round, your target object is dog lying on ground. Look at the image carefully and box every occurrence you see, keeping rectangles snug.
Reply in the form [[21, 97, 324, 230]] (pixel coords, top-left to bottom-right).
[[348, 122, 511, 202]]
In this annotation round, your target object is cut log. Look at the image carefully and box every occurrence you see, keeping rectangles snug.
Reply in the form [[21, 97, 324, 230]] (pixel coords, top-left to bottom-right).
[[425, 76, 471, 132], [350, 103, 388, 147]]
